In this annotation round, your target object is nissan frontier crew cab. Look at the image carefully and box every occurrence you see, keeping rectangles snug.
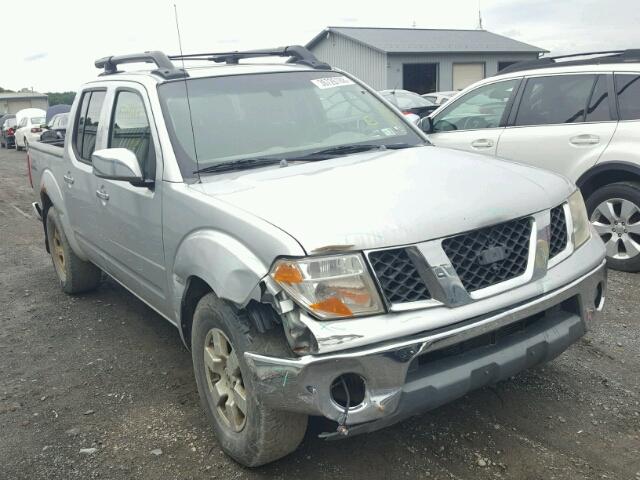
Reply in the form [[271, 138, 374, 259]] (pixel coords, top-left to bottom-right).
[[28, 47, 607, 467]]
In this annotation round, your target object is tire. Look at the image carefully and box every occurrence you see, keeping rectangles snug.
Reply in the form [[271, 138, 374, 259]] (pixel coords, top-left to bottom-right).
[[585, 181, 640, 272], [45, 206, 102, 293], [15, 136, 22, 151], [192, 293, 307, 467]]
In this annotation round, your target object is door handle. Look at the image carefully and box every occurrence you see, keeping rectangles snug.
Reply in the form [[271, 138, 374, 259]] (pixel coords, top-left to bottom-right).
[[471, 138, 494, 149], [63, 173, 74, 185], [96, 189, 109, 201], [570, 134, 600, 146]]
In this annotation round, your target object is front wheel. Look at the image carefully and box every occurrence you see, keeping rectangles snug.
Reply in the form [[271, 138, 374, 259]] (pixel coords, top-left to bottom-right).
[[586, 182, 640, 272], [192, 293, 307, 467]]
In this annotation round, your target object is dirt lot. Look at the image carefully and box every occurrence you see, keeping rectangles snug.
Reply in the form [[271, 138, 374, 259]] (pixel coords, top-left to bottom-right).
[[0, 147, 639, 480]]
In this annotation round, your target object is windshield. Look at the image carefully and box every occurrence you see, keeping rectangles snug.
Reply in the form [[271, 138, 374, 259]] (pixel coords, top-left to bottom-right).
[[30, 117, 45, 125], [158, 71, 423, 177]]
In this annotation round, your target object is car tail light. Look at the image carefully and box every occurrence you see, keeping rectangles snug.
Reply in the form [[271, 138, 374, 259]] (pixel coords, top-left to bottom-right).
[[8, 128, 14, 136], [402, 111, 413, 115], [27, 152, 33, 188], [31, 127, 42, 133]]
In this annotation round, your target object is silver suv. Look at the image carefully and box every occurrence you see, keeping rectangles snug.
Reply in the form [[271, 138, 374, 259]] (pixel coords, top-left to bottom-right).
[[422, 50, 640, 272], [28, 47, 606, 466]]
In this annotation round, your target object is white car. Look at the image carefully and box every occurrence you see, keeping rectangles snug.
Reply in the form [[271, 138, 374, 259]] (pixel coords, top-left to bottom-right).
[[422, 90, 458, 105], [421, 50, 640, 272], [14, 108, 46, 150]]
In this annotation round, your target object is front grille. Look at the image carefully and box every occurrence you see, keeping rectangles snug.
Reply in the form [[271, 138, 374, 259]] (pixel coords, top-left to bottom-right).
[[368, 248, 431, 304], [549, 204, 568, 258], [442, 217, 532, 292]]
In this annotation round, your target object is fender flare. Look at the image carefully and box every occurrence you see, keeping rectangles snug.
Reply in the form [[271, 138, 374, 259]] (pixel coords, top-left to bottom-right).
[[171, 229, 272, 321], [576, 161, 640, 196], [39, 169, 89, 260]]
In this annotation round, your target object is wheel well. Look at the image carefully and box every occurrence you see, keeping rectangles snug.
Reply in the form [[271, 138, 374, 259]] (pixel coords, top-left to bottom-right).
[[578, 166, 640, 201], [180, 276, 213, 348], [40, 191, 53, 252]]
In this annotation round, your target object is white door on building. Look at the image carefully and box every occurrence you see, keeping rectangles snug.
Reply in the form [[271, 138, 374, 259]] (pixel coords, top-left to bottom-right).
[[453, 63, 485, 90]]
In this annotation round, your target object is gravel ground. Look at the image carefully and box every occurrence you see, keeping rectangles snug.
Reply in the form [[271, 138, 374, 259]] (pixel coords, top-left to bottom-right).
[[1, 147, 639, 480]]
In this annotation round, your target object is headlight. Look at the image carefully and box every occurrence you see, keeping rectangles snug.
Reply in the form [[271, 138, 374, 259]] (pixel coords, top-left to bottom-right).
[[270, 254, 384, 320], [568, 189, 591, 249]]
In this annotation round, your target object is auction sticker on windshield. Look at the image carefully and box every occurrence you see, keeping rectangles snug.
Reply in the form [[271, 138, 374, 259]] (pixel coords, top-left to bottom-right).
[[311, 77, 355, 89]]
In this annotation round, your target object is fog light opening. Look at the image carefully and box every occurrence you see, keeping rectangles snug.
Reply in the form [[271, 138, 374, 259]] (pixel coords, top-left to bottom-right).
[[594, 281, 605, 311], [330, 373, 366, 409]]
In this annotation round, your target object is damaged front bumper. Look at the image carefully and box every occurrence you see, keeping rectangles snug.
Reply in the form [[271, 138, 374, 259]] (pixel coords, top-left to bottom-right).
[[244, 259, 606, 436]]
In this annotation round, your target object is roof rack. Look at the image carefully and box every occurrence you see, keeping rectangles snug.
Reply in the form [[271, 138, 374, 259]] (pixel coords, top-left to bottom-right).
[[169, 45, 331, 70], [498, 49, 640, 75], [95, 51, 188, 79]]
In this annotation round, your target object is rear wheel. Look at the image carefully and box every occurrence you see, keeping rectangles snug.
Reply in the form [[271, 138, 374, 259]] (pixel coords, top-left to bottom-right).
[[15, 135, 23, 151], [192, 293, 307, 467], [586, 182, 640, 272], [45, 207, 102, 293]]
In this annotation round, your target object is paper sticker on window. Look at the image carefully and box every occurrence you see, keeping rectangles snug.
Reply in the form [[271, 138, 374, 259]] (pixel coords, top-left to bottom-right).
[[311, 77, 355, 89]]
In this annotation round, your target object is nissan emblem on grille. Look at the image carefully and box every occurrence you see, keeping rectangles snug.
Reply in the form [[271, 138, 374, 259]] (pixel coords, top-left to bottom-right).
[[477, 245, 507, 266]]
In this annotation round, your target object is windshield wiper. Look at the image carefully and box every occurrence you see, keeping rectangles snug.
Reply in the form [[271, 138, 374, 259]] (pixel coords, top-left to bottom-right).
[[193, 143, 422, 174], [289, 142, 418, 161], [194, 156, 283, 175]]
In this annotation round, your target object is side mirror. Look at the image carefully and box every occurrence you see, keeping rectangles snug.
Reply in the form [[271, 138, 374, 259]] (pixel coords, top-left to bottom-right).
[[92, 148, 144, 183], [418, 116, 434, 134], [405, 113, 421, 125]]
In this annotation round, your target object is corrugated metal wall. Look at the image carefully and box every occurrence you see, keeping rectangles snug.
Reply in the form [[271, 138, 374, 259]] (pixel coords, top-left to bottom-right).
[[309, 33, 387, 90], [0, 98, 49, 115]]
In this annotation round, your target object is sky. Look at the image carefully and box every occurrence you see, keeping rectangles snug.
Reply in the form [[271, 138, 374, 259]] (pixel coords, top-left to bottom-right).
[[4, 0, 640, 92]]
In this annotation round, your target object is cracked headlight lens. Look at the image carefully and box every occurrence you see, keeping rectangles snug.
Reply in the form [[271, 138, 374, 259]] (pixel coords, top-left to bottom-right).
[[568, 189, 591, 249], [270, 254, 384, 319]]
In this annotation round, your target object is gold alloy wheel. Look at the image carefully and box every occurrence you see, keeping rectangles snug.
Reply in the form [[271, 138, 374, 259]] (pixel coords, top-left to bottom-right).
[[203, 328, 247, 432], [51, 224, 66, 282]]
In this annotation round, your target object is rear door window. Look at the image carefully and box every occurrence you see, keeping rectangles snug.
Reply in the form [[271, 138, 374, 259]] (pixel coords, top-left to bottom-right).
[[615, 74, 640, 120], [515, 74, 596, 126], [74, 90, 106, 162]]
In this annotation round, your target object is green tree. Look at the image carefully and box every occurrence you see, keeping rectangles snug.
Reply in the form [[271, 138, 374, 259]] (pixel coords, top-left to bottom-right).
[[46, 91, 76, 106]]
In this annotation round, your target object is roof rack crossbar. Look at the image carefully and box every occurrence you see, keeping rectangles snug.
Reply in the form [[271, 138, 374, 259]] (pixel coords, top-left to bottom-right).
[[95, 51, 188, 79], [169, 45, 331, 70], [497, 49, 640, 75]]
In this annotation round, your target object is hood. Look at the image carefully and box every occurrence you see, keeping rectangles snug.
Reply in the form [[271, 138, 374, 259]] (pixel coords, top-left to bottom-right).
[[193, 146, 574, 253]]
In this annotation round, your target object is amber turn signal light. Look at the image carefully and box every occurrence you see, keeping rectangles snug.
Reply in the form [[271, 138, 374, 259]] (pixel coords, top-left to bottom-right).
[[272, 263, 303, 284]]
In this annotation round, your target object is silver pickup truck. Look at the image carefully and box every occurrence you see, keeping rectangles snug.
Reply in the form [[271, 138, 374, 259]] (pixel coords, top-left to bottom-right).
[[28, 46, 607, 467]]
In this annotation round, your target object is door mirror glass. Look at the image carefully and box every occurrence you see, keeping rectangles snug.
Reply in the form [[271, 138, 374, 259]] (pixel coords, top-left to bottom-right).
[[417, 116, 433, 133], [430, 79, 519, 133], [92, 148, 144, 182]]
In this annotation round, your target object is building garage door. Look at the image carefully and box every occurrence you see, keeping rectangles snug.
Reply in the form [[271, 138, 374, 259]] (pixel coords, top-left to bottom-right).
[[453, 63, 485, 90]]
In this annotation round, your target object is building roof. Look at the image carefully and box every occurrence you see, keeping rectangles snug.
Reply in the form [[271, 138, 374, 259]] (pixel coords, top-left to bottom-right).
[[307, 27, 547, 54], [0, 92, 48, 101]]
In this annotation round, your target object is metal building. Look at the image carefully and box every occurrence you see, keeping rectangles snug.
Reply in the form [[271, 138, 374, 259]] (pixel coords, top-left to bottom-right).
[[0, 92, 49, 115], [307, 27, 546, 93]]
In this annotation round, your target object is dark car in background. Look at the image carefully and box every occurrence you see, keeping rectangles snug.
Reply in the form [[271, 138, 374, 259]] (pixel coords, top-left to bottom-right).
[[380, 89, 438, 118], [40, 113, 69, 145], [0, 115, 17, 148]]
